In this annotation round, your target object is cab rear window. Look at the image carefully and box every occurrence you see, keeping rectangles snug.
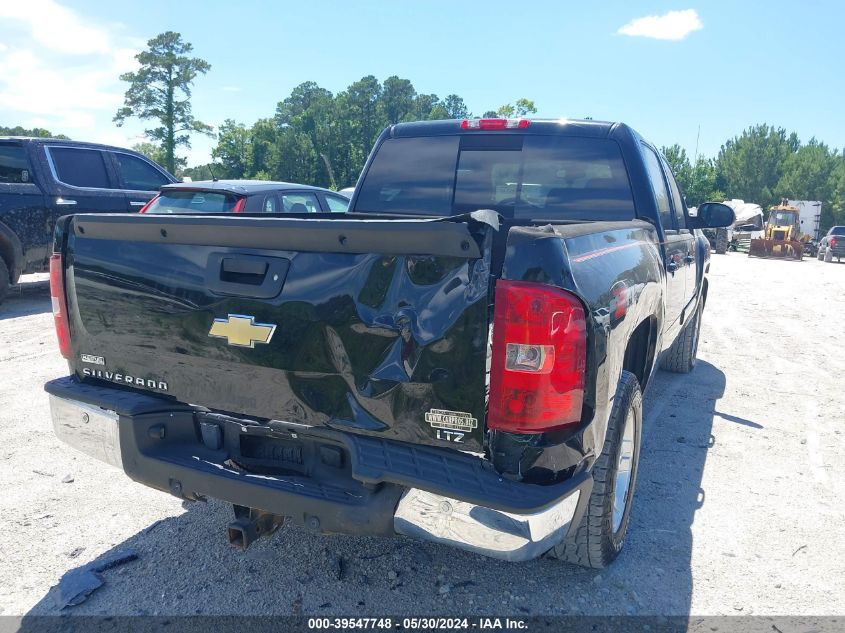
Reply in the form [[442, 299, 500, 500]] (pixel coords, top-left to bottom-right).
[[0, 144, 31, 184], [354, 135, 635, 221], [145, 190, 240, 214]]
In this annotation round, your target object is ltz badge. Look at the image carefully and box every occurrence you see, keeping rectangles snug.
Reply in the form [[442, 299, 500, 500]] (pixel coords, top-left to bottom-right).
[[425, 408, 477, 443]]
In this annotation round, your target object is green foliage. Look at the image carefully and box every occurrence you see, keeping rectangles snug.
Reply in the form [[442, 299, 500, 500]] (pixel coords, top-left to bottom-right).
[[114, 31, 213, 174], [211, 75, 520, 189], [495, 99, 538, 118], [661, 144, 721, 206], [659, 125, 845, 231], [132, 141, 184, 171], [714, 124, 799, 209], [205, 74, 845, 230], [210, 120, 250, 179], [0, 125, 69, 139], [775, 139, 838, 203]]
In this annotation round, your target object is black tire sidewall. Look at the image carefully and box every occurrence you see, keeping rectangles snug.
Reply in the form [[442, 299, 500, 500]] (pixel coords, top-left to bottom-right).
[[688, 305, 702, 371], [600, 374, 643, 559], [0, 258, 9, 303]]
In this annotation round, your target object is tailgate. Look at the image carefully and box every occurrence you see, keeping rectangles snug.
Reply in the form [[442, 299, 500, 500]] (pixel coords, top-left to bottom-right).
[[62, 214, 493, 451]]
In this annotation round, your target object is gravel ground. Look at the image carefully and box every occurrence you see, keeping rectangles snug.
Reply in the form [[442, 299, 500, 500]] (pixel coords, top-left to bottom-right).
[[1, 256, 844, 617]]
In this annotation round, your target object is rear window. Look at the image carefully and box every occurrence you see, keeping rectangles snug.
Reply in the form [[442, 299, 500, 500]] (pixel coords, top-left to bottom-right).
[[830, 226, 845, 236], [145, 190, 241, 214], [354, 135, 635, 221], [49, 147, 110, 188], [0, 144, 31, 184]]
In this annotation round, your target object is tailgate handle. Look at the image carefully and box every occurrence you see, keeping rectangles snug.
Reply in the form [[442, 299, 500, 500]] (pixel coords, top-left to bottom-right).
[[208, 254, 290, 299], [222, 257, 268, 278]]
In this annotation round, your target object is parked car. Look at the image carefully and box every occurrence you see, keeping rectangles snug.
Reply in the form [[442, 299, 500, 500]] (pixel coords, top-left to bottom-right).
[[817, 226, 845, 262], [803, 239, 818, 259], [45, 118, 733, 567], [0, 137, 177, 303], [140, 180, 350, 215]]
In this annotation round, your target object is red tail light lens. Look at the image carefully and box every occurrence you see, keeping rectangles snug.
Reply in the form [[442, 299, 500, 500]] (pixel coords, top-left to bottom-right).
[[137, 195, 158, 213], [49, 254, 72, 359], [461, 118, 531, 131], [831, 237, 837, 247], [488, 280, 587, 433], [233, 198, 246, 213]]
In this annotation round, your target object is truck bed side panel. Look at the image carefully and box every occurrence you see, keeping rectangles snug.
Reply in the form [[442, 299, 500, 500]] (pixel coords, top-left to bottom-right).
[[493, 221, 663, 477]]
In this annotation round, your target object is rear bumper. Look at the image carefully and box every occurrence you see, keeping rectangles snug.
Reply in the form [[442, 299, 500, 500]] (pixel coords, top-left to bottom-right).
[[46, 377, 589, 561]]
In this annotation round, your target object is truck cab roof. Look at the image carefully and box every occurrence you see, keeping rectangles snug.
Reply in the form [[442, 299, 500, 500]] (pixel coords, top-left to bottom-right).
[[389, 118, 624, 139], [0, 136, 146, 153]]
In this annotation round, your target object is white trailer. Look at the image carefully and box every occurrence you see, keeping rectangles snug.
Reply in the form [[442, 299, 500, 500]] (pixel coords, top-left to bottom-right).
[[788, 199, 823, 241]]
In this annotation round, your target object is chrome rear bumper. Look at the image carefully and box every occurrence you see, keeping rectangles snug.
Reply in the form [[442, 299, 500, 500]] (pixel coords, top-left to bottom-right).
[[48, 390, 586, 561], [394, 486, 581, 562], [49, 394, 122, 469]]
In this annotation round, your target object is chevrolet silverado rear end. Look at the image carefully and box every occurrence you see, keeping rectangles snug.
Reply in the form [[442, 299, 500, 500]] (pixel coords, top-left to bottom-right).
[[46, 118, 727, 566]]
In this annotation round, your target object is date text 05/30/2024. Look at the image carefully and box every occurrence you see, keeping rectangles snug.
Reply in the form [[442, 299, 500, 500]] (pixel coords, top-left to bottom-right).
[[307, 617, 528, 630]]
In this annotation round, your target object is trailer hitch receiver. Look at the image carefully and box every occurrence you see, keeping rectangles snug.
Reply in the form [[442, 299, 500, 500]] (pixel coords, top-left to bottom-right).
[[227, 505, 284, 550]]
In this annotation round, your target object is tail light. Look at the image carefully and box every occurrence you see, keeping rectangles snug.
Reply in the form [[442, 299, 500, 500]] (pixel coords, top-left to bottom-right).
[[488, 280, 587, 434], [461, 118, 530, 130], [138, 195, 158, 213], [49, 253, 72, 359], [233, 198, 246, 213], [831, 237, 837, 247]]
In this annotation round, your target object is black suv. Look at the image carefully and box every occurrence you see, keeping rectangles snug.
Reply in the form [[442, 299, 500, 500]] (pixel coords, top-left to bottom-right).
[[0, 137, 177, 302]]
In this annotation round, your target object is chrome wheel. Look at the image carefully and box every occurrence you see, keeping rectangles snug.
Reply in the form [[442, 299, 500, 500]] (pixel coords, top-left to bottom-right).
[[612, 408, 635, 533]]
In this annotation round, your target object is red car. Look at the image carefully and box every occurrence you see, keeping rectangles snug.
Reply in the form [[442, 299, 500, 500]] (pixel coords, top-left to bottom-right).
[[141, 180, 350, 215]]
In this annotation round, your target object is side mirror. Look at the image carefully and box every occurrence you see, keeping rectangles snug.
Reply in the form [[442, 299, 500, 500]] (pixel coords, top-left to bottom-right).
[[691, 202, 735, 228]]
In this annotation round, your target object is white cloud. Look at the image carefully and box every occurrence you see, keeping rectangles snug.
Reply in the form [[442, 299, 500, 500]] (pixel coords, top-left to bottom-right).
[[0, 0, 112, 55], [0, 0, 144, 139], [617, 9, 703, 41]]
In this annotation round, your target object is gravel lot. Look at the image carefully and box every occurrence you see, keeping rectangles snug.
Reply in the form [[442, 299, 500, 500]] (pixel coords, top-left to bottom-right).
[[1, 255, 844, 617]]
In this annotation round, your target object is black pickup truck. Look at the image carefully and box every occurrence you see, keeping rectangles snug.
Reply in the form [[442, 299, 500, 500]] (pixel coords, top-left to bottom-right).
[[0, 137, 176, 302], [44, 119, 732, 567]]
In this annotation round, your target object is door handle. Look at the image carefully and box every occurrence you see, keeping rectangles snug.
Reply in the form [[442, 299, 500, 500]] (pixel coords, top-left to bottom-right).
[[667, 261, 678, 272], [129, 201, 146, 207], [55, 198, 77, 206]]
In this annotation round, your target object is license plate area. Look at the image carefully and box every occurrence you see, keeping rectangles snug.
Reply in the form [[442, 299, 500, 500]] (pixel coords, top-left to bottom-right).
[[238, 435, 305, 474], [195, 412, 352, 481]]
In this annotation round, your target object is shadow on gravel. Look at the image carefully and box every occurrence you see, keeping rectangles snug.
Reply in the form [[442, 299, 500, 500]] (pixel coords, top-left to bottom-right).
[[0, 293, 51, 320], [21, 362, 725, 620]]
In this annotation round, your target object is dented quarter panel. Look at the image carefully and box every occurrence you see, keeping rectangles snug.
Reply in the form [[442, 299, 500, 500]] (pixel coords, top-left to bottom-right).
[[489, 220, 663, 482]]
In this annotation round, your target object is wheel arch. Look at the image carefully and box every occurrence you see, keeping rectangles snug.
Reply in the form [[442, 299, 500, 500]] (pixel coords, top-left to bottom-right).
[[0, 221, 24, 284], [622, 315, 658, 391]]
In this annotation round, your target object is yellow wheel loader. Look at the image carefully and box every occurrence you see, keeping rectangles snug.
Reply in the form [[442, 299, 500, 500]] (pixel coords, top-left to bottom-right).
[[748, 200, 805, 259]]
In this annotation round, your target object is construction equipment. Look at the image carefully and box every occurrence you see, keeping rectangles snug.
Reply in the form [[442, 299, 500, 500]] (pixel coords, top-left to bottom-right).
[[748, 199, 804, 259]]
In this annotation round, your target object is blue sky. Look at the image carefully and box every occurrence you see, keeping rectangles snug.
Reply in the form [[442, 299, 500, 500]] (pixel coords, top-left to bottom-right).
[[1, 0, 842, 167]]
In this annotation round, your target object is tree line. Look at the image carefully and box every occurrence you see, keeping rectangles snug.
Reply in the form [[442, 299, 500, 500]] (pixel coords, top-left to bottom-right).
[[6, 30, 845, 232], [661, 125, 845, 230], [187, 78, 535, 189]]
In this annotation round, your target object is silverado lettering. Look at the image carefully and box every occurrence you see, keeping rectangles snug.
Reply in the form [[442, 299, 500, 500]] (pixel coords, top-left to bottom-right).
[[82, 368, 168, 392]]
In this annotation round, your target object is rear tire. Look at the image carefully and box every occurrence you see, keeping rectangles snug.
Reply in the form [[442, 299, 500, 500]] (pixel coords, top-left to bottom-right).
[[0, 258, 10, 305], [660, 302, 701, 373], [547, 371, 642, 568]]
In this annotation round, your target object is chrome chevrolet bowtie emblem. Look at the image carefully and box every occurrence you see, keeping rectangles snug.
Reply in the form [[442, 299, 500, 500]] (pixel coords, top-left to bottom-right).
[[208, 314, 276, 348]]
